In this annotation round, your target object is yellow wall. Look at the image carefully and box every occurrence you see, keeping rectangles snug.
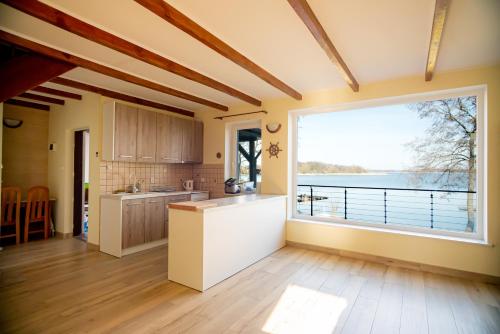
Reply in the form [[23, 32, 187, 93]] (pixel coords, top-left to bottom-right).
[[48, 92, 102, 244], [2, 105, 49, 196], [196, 65, 500, 277]]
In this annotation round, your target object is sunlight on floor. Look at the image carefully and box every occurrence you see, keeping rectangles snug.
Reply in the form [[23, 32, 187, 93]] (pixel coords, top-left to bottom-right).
[[262, 284, 347, 334]]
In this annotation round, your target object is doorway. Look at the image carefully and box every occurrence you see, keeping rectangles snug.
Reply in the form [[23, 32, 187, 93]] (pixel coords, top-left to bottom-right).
[[73, 129, 89, 240]]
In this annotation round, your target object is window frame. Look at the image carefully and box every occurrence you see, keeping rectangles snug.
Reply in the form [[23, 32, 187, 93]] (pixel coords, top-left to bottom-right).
[[289, 85, 488, 242]]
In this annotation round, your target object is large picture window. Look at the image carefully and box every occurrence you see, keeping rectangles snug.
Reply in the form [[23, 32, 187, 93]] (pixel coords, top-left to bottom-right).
[[291, 87, 486, 241]]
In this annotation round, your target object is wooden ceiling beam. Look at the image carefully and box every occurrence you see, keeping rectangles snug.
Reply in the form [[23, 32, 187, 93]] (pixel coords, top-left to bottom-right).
[[135, 0, 302, 100], [31, 85, 82, 100], [5, 98, 50, 111], [1, 0, 260, 106], [287, 0, 359, 92], [51, 77, 194, 117], [0, 53, 74, 102], [18, 92, 64, 105], [0, 30, 228, 111], [425, 0, 449, 81]]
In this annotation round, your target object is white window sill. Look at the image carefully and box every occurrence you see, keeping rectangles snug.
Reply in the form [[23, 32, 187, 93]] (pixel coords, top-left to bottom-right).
[[288, 217, 492, 247]]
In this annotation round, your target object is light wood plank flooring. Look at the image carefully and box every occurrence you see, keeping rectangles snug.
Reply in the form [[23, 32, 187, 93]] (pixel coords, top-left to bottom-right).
[[0, 238, 499, 333]]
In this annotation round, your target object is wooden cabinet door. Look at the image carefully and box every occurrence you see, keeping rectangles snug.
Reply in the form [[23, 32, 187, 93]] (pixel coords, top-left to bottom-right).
[[164, 194, 190, 239], [114, 103, 137, 161], [181, 119, 195, 163], [156, 114, 182, 163], [137, 109, 157, 163], [122, 199, 145, 249], [193, 120, 203, 163], [145, 198, 164, 242]]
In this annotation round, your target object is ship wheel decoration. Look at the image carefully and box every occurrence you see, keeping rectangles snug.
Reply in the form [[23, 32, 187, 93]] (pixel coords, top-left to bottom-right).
[[266, 142, 282, 158]]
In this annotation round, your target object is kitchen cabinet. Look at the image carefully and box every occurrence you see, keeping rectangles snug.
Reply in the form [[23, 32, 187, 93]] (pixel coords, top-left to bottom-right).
[[103, 101, 204, 164], [103, 102, 138, 161], [156, 114, 183, 163], [100, 191, 209, 257], [193, 120, 204, 163], [137, 109, 157, 163], [145, 198, 164, 242], [122, 199, 145, 249], [164, 194, 190, 239]]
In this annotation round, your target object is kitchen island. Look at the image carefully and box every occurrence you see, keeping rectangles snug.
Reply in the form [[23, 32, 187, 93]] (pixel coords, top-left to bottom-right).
[[168, 194, 287, 291]]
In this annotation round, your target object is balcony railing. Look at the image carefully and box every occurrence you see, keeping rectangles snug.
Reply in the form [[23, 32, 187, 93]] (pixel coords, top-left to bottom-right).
[[297, 184, 477, 232]]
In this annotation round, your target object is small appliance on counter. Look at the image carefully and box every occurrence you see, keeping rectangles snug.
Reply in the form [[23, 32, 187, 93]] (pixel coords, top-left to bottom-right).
[[224, 178, 241, 194], [183, 179, 194, 191]]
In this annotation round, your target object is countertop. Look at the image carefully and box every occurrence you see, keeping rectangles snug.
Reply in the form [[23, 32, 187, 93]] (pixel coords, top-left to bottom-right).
[[168, 194, 287, 212], [101, 190, 208, 200]]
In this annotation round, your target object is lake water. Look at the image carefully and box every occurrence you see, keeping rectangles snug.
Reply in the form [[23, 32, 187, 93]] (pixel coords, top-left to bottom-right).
[[296, 172, 476, 233]]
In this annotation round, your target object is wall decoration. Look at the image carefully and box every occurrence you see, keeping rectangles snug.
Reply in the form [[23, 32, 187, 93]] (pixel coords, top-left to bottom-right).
[[266, 142, 282, 158], [216, 152, 222, 159], [266, 122, 281, 133]]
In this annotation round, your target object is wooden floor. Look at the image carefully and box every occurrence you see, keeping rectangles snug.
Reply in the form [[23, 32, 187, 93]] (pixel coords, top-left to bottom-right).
[[0, 239, 499, 334]]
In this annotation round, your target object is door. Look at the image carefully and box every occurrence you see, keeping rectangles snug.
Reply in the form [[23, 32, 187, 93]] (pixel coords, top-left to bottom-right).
[[156, 114, 182, 163], [181, 119, 194, 163], [72, 130, 84, 237], [114, 103, 137, 161], [122, 199, 145, 249], [145, 198, 164, 242], [137, 109, 157, 163], [193, 120, 204, 163]]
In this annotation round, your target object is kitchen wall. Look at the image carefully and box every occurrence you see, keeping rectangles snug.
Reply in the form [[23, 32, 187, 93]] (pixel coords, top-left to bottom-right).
[[195, 65, 500, 277], [99, 161, 193, 194], [2, 104, 49, 196], [193, 164, 225, 198]]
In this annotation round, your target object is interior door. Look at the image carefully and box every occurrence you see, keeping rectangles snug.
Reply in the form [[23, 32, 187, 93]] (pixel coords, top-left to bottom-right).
[[72, 130, 84, 237]]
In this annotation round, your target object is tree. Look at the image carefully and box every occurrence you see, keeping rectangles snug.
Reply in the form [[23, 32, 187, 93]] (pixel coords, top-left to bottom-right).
[[407, 96, 477, 231]]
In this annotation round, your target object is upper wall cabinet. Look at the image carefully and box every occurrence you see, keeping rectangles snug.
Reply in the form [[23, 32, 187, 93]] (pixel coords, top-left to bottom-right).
[[137, 109, 157, 163], [102, 101, 203, 164], [103, 102, 137, 161], [156, 113, 183, 163]]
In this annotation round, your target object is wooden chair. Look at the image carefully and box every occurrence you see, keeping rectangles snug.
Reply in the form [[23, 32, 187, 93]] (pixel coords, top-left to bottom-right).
[[1, 187, 21, 245], [24, 186, 50, 242]]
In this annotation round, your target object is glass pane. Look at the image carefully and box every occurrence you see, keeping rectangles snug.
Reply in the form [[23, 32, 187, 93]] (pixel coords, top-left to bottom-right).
[[237, 128, 262, 187]]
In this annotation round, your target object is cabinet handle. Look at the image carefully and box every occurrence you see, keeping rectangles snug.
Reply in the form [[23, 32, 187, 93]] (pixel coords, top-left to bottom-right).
[[148, 200, 161, 203], [140, 156, 153, 159], [126, 203, 143, 206], [119, 155, 133, 158]]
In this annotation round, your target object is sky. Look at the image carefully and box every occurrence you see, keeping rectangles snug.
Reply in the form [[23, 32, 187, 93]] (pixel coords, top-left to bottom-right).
[[297, 104, 434, 170]]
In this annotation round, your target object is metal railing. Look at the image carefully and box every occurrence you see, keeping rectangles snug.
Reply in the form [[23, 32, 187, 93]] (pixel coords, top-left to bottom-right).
[[297, 184, 477, 232]]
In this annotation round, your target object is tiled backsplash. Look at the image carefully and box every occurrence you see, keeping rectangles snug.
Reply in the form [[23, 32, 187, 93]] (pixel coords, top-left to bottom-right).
[[193, 164, 225, 199], [99, 161, 225, 198], [99, 161, 193, 195]]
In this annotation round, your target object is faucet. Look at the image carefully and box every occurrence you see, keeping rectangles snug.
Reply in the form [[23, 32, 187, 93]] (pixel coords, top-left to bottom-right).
[[129, 173, 142, 193]]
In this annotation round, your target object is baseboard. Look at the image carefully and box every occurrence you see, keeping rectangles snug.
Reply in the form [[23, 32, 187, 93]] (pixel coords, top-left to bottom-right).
[[55, 232, 73, 239], [286, 241, 500, 285], [86, 242, 99, 251]]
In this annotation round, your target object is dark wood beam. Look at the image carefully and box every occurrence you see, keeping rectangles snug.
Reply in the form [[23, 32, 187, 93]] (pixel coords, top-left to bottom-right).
[[18, 92, 64, 105], [31, 85, 82, 100], [51, 77, 194, 117], [1, 0, 261, 107], [425, 0, 449, 81], [5, 98, 50, 111], [0, 53, 74, 102], [0, 30, 228, 111], [287, 0, 359, 92], [135, 0, 302, 100]]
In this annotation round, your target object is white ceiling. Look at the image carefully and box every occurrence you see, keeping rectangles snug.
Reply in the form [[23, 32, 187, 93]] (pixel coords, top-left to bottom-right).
[[1, 0, 499, 111]]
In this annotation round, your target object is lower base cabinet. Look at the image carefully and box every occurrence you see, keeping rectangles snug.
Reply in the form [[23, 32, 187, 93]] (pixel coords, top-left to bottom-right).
[[100, 192, 209, 257], [145, 198, 165, 242], [122, 199, 145, 249]]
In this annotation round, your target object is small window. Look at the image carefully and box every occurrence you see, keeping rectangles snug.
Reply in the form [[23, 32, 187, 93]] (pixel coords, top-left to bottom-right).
[[291, 87, 486, 241]]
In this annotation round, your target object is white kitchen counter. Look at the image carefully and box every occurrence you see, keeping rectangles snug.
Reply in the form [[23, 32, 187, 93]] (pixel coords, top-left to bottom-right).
[[101, 190, 208, 201], [168, 194, 287, 291]]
